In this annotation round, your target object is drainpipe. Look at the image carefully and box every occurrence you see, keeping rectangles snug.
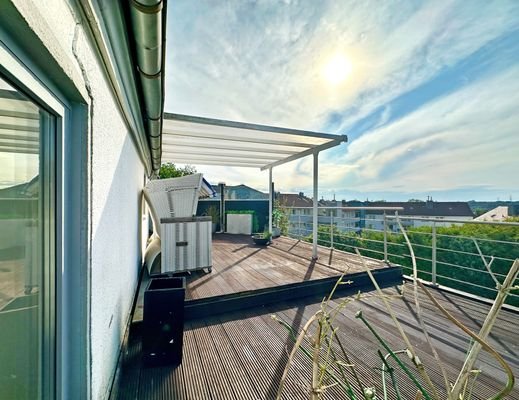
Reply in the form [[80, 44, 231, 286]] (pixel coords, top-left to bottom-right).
[[129, 0, 166, 173]]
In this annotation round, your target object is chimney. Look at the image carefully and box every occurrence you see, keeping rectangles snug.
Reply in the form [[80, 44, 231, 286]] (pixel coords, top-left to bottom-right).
[[426, 196, 433, 209], [298, 192, 304, 198]]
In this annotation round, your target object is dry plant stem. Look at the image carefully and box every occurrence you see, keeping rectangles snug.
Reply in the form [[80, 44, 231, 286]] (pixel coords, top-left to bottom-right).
[[311, 320, 323, 400], [329, 322, 366, 396], [418, 280, 516, 400], [396, 218, 452, 400], [356, 311, 432, 400], [450, 258, 519, 399], [326, 338, 357, 400], [354, 248, 439, 400], [379, 349, 405, 400], [273, 314, 357, 396], [276, 311, 322, 400], [473, 239, 499, 288]]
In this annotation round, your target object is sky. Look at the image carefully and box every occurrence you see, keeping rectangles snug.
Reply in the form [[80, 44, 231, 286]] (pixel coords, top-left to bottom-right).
[[165, 0, 519, 202]]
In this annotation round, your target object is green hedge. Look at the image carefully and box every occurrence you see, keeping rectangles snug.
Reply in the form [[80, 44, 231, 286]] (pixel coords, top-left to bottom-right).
[[302, 223, 519, 306]]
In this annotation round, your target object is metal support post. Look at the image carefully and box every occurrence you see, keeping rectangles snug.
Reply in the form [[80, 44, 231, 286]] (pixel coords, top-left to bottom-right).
[[268, 167, 273, 234], [330, 214, 334, 249], [312, 152, 318, 259], [383, 211, 388, 262], [431, 222, 437, 285]]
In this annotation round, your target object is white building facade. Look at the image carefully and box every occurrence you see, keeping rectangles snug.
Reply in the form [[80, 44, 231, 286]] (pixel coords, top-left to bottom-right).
[[0, 1, 161, 399]]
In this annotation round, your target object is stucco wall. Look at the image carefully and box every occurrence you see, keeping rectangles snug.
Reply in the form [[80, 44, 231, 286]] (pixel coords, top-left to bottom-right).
[[12, 1, 146, 399]]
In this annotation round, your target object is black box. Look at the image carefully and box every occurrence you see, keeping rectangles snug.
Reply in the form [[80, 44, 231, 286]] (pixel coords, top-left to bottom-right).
[[142, 276, 186, 367]]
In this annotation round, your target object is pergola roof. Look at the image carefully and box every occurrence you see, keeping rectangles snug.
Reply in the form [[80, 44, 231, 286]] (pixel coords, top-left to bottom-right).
[[162, 113, 347, 170]]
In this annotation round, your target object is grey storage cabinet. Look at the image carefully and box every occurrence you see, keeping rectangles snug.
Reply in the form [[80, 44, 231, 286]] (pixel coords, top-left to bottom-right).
[[160, 216, 212, 273], [142, 276, 186, 366]]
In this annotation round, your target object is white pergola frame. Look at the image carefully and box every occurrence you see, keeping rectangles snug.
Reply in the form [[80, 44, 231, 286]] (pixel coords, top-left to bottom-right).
[[162, 113, 347, 258]]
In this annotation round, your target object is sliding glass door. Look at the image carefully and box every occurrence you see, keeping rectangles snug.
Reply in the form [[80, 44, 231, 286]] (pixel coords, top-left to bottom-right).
[[0, 74, 55, 399]]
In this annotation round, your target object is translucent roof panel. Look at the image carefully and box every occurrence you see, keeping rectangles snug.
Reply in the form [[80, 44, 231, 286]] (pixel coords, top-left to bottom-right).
[[162, 113, 347, 170]]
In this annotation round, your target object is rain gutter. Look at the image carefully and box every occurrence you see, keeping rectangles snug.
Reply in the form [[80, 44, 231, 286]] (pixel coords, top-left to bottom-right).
[[128, 0, 166, 173], [78, 0, 152, 174], [78, 0, 166, 175]]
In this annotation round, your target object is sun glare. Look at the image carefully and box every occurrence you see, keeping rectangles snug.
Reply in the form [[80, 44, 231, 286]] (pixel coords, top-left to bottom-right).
[[322, 54, 352, 85]]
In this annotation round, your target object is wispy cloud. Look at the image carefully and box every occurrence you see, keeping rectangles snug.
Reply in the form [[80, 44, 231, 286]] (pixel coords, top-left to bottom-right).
[[165, 1, 519, 200]]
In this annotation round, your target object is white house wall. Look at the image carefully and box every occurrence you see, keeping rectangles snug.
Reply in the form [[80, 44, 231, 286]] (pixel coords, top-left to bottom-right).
[[10, 1, 147, 399]]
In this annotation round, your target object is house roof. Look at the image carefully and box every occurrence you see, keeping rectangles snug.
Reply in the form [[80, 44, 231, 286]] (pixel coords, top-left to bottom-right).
[[209, 184, 269, 200], [161, 113, 347, 170], [474, 206, 509, 222], [277, 193, 314, 207], [347, 201, 474, 217]]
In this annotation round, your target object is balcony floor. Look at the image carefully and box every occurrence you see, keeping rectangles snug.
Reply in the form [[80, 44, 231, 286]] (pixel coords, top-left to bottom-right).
[[111, 285, 519, 400], [133, 234, 389, 322]]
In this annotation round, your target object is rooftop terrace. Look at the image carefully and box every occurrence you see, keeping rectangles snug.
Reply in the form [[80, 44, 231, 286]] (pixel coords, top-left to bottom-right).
[[112, 285, 519, 399], [111, 234, 518, 399]]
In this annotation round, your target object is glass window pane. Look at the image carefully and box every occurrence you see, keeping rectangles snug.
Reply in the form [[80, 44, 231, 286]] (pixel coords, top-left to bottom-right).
[[0, 75, 50, 399]]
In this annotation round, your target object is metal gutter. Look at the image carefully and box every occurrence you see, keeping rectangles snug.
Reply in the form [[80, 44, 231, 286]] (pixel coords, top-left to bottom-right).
[[77, 0, 153, 175], [129, 0, 166, 173]]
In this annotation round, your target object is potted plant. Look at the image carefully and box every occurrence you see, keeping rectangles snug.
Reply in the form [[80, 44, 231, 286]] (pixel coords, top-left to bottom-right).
[[205, 205, 219, 233], [252, 229, 272, 246], [272, 204, 289, 238]]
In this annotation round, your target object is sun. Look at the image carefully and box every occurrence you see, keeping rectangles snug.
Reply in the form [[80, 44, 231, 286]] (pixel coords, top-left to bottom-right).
[[322, 53, 353, 85]]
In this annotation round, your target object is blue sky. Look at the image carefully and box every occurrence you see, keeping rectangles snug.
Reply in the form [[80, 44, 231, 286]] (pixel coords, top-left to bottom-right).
[[165, 1, 519, 201]]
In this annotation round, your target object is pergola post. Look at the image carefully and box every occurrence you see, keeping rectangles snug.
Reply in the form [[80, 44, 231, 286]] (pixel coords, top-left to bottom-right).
[[312, 151, 318, 259], [268, 167, 273, 234]]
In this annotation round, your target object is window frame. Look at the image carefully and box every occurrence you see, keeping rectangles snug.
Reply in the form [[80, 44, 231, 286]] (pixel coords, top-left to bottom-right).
[[0, 35, 88, 400]]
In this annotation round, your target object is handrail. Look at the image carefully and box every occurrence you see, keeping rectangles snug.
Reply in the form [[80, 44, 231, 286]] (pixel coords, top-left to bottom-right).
[[279, 206, 404, 211], [386, 214, 519, 227], [280, 205, 519, 306]]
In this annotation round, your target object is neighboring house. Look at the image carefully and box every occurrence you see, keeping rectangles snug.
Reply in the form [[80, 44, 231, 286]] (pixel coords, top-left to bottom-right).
[[208, 184, 269, 200], [277, 192, 314, 236], [345, 199, 474, 232], [227, 184, 268, 199], [277, 193, 358, 236], [474, 206, 509, 222], [0, 2, 164, 399]]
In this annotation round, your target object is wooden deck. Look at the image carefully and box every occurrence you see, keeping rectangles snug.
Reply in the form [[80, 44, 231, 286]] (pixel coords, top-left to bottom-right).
[[133, 234, 389, 322], [111, 285, 519, 400]]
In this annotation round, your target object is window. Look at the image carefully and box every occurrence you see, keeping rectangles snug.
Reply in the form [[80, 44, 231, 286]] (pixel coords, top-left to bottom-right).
[[0, 74, 56, 398]]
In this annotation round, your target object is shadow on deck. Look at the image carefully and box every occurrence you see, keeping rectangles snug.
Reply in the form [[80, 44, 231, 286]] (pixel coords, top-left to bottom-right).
[[132, 234, 399, 322]]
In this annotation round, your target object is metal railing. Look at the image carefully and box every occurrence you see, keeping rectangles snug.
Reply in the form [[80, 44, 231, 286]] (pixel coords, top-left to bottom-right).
[[279, 206, 519, 306]]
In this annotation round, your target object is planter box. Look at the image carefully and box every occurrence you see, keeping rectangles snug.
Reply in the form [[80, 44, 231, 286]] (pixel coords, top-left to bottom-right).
[[252, 235, 270, 246], [226, 214, 252, 234], [142, 277, 186, 366]]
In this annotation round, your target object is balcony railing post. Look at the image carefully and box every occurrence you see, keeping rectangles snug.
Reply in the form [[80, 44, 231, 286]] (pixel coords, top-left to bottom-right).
[[431, 221, 437, 285], [330, 213, 334, 249], [383, 211, 388, 263]]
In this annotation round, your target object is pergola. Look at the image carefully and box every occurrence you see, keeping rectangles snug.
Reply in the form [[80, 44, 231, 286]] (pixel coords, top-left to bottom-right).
[[161, 113, 347, 258]]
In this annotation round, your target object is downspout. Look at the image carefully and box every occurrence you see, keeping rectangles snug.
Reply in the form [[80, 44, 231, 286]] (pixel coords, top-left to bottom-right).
[[129, 0, 166, 173]]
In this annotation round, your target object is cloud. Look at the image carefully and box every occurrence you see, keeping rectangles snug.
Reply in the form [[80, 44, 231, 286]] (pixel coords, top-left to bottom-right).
[[166, 1, 519, 199], [339, 65, 519, 193]]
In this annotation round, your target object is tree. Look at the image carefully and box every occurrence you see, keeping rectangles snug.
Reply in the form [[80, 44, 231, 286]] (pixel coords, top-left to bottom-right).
[[158, 163, 197, 179]]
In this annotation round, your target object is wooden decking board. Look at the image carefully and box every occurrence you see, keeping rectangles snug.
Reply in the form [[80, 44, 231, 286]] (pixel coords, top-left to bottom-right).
[[190, 320, 236, 400], [134, 234, 389, 323], [112, 286, 519, 400], [217, 313, 292, 400], [183, 268, 402, 321], [184, 234, 387, 301], [179, 325, 213, 400], [229, 310, 312, 400]]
